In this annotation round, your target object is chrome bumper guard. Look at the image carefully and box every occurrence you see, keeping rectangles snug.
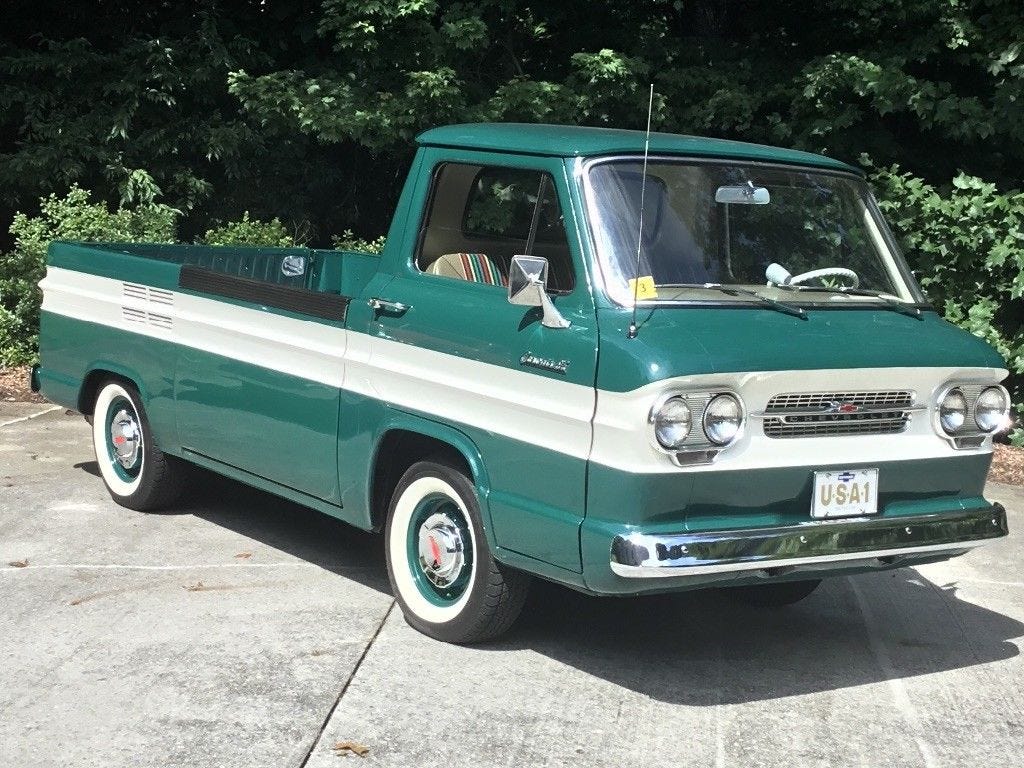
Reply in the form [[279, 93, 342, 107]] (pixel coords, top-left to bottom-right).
[[610, 505, 1008, 579]]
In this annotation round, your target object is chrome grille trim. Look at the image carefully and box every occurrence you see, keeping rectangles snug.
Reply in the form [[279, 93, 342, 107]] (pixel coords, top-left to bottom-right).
[[767, 390, 914, 410], [757, 390, 918, 438]]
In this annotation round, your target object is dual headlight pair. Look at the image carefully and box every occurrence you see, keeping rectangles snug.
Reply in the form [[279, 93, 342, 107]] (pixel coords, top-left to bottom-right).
[[938, 386, 1010, 434], [652, 393, 743, 450]]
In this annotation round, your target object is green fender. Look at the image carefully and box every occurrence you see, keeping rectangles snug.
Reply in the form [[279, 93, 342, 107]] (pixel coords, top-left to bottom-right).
[[369, 407, 498, 550], [82, 360, 152, 406], [80, 359, 179, 452]]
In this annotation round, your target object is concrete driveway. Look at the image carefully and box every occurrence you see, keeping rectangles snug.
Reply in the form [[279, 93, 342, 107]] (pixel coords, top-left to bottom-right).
[[2, 404, 1022, 767]]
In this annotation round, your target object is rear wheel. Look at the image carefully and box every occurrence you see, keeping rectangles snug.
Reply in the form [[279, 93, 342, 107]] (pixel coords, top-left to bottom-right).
[[727, 579, 822, 607], [91, 380, 184, 511], [385, 459, 530, 643]]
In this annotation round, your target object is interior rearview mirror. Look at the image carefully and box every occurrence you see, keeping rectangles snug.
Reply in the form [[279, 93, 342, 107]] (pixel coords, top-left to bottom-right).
[[715, 185, 770, 205], [508, 255, 570, 329]]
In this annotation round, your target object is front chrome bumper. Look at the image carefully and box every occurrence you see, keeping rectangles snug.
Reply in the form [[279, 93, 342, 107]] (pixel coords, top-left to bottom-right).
[[610, 505, 1008, 579]]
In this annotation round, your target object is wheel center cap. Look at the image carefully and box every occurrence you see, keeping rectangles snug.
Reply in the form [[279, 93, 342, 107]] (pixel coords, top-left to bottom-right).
[[417, 513, 465, 588], [109, 409, 140, 468]]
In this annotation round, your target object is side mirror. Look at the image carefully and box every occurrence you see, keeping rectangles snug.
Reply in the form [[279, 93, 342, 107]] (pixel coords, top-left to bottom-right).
[[508, 255, 570, 329]]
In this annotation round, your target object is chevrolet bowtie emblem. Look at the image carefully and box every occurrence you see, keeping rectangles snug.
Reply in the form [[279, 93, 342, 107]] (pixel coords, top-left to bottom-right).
[[826, 401, 859, 414]]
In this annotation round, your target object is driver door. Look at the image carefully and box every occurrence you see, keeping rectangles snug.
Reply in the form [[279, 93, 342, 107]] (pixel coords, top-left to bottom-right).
[[361, 149, 598, 572]]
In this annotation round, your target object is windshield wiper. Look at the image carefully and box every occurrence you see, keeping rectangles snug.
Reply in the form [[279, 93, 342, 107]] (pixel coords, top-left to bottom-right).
[[777, 285, 923, 319], [663, 283, 807, 320]]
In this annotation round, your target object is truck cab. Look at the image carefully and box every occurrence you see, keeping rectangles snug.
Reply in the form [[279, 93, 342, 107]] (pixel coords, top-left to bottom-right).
[[35, 123, 1010, 642]]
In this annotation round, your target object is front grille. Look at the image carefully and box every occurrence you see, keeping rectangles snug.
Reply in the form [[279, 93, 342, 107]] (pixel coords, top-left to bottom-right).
[[762, 390, 914, 438]]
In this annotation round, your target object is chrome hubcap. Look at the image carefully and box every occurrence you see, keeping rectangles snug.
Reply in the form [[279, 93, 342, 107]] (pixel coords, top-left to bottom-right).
[[109, 408, 141, 469], [416, 512, 466, 588]]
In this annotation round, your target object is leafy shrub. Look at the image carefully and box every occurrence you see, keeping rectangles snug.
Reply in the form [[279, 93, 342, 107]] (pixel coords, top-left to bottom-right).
[[200, 212, 296, 247], [331, 229, 386, 254], [0, 185, 179, 365], [868, 163, 1024, 441]]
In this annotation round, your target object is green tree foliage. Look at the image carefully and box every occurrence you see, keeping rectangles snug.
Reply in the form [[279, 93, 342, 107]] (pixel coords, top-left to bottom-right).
[[868, 163, 1024, 438], [5, 1, 1022, 235], [2, 0, 1024, 415], [0, 183, 179, 364], [0, 0, 353, 245], [226, 1, 1023, 185], [201, 212, 297, 247], [331, 230, 387, 254]]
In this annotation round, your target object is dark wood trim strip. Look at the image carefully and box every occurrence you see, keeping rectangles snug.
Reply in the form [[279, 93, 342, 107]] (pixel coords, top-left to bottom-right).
[[178, 265, 349, 322]]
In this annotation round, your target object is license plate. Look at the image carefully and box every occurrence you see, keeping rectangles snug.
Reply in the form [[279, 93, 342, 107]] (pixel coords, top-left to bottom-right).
[[811, 468, 879, 519]]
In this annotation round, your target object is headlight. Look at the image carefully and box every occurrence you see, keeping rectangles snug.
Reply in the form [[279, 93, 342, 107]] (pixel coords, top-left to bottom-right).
[[703, 394, 743, 445], [975, 387, 1009, 432], [653, 397, 692, 449], [939, 389, 968, 433]]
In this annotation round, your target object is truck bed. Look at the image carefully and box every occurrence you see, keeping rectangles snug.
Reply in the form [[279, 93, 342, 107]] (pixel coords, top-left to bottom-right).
[[46, 241, 380, 319]]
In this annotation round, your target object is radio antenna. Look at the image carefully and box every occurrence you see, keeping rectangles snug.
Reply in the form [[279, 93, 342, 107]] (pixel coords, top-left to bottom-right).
[[627, 83, 655, 339]]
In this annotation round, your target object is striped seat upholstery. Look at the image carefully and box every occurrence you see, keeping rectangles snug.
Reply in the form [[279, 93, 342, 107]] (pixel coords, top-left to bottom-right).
[[427, 252, 506, 286]]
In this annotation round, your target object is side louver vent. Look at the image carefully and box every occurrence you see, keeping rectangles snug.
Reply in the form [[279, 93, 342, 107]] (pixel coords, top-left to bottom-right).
[[122, 282, 149, 301], [148, 287, 174, 306], [121, 307, 148, 324], [122, 282, 174, 331]]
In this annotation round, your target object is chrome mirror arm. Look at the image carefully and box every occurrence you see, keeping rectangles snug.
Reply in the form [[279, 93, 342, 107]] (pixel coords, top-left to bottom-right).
[[535, 282, 571, 329]]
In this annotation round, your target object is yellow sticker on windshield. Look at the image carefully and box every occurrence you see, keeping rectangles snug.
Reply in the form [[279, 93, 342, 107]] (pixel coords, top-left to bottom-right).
[[628, 276, 659, 300]]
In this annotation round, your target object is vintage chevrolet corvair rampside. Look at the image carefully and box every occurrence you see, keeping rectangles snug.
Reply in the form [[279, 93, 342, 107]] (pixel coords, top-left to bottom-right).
[[34, 124, 1009, 642]]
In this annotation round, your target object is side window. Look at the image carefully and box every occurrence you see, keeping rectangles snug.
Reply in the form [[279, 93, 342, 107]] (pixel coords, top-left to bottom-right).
[[416, 163, 575, 293]]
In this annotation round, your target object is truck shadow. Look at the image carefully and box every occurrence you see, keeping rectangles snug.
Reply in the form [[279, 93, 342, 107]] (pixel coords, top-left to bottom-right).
[[166, 468, 392, 595], [139, 468, 1022, 706], [495, 574, 1023, 705]]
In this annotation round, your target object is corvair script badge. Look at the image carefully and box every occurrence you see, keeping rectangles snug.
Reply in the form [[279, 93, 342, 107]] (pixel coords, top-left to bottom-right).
[[520, 352, 569, 375]]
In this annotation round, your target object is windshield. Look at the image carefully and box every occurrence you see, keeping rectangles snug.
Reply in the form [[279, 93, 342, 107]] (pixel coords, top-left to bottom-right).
[[584, 159, 923, 306]]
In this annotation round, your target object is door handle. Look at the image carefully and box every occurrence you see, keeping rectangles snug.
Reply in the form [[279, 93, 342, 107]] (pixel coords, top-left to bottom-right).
[[368, 297, 410, 315]]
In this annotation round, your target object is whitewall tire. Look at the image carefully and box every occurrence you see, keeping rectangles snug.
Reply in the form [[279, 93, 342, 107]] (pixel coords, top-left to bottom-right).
[[385, 459, 530, 643], [91, 380, 184, 511]]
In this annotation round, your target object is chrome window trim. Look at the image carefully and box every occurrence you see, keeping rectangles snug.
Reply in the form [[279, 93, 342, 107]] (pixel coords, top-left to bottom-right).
[[574, 154, 928, 309]]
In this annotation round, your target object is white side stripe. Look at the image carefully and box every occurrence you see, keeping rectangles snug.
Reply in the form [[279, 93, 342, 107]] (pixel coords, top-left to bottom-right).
[[40, 267, 595, 463], [40, 267, 1005, 474]]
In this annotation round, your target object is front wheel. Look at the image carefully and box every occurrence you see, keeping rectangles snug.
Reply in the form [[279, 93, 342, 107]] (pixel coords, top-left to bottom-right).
[[91, 380, 185, 511], [727, 579, 822, 607], [385, 459, 530, 643]]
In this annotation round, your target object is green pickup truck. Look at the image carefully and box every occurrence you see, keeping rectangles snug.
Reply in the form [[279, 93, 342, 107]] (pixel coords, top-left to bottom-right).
[[33, 123, 1010, 643]]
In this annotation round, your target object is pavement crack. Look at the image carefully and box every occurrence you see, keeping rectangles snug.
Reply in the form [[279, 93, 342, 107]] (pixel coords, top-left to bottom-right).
[[294, 599, 396, 768]]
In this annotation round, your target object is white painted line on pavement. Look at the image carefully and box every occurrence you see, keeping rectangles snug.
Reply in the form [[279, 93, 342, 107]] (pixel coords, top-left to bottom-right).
[[0, 561, 372, 573], [849, 578, 940, 768], [0, 404, 62, 428]]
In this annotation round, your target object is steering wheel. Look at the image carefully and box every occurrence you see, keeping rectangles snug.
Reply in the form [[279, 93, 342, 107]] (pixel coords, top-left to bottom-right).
[[788, 267, 860, 289]]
